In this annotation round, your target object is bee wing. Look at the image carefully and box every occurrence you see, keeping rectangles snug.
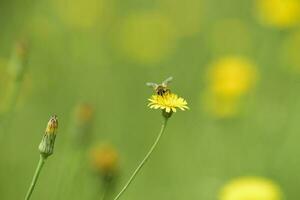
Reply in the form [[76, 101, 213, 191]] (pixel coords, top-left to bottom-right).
[[162, 76, 173, 86], [146, 82, 158, 88]]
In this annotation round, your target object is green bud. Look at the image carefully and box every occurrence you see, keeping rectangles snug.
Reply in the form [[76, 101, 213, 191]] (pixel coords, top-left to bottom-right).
[[39, 115, 58, 158]]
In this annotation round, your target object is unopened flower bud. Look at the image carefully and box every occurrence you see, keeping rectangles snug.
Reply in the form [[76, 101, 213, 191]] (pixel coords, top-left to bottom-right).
[[39, 115, 58, 158], [90, 144, 119, 181], [72, 103, 94, 146]]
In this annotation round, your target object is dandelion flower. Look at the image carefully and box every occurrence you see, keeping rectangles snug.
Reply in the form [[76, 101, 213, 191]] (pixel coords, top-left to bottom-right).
[[255, 0, 300, 28], [208, 56, 257, 98], [148, 93, 189, 113], [220, 176, 282, 200], [203, 56, 257, 118]]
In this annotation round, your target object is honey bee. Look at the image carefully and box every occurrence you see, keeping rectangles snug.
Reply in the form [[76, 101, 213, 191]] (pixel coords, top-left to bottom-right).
[[146, 77, 173, 96]]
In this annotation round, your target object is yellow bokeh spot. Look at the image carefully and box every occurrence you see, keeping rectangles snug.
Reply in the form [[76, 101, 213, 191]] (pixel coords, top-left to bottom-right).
[[160, 0, 202, 37], [255, 0, 300, 28], [220, 176, 282, 200], [208, 57, 257, 98], [74, 103, 94, 124], [115, 12, 177, 64], [90, 144, 119, 175], [52, 0, 108, 29]]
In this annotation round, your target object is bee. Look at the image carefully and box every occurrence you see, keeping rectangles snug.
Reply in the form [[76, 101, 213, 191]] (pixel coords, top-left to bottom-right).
[[146, 77, 173, 96]]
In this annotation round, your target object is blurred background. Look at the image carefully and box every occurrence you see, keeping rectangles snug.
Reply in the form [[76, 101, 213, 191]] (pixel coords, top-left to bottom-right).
[[1, 0, 300, 199]]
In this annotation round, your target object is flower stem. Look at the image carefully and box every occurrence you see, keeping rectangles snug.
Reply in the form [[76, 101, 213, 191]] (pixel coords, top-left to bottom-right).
[[101, 179, 111, 200], [25, 155, 46, 200], [113, 117, 169, 200]]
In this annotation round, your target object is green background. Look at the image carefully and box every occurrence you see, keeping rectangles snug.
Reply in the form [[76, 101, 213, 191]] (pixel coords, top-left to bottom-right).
[[0, 0, 300, 199]]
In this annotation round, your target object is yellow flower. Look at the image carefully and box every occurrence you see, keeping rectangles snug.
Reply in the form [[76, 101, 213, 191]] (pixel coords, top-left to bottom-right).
[[255, 0, 300, 28], [208, 57, 257, 98], [203, 56, 257, 118], [220, 176, 282, 200], [148, 93, 189, 113]]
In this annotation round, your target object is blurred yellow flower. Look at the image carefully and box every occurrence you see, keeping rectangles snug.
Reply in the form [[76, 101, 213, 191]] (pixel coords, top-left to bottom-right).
[[255, 0, 300, 28], [115, 12, 177, 64], [220, 176, 282, 200], [75, 103, 94, 124], [90, 144, 119, 176], [203, 56, 257, 118], [148, 93, 189, 113], [208, 57, 257, 98]]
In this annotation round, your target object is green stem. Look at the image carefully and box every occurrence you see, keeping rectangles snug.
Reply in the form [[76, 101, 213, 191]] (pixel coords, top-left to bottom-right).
[[101, 179, 111, 200], [25, 155, 46, 200], [113, 117, 169, 200]]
